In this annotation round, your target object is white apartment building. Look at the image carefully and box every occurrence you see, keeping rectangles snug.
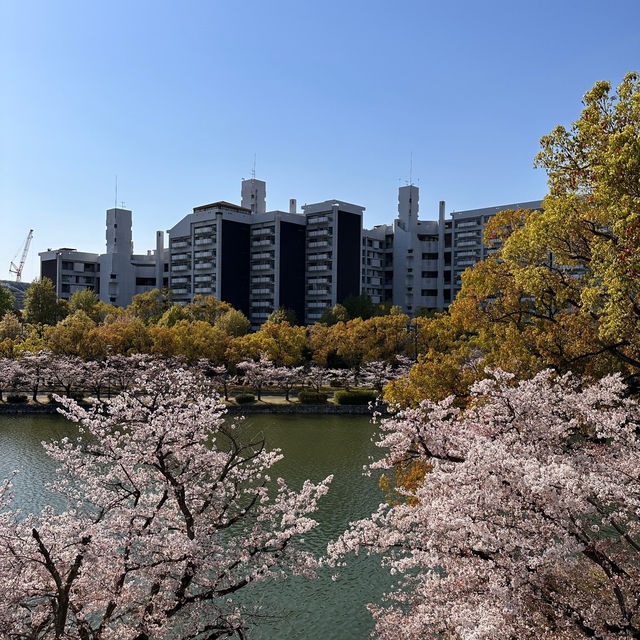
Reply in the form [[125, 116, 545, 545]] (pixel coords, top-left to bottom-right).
[[303, 200, 364, 323], [39, 207, 166, 306], [39, 178, 542, 323]]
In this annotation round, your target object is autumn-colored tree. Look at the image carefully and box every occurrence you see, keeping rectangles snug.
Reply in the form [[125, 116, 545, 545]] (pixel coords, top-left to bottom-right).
[[226, 321, 306, 366], [84, 315, 152, 357], [151, 320, 231, 364], [310, 314, 412, 368], [387, 73, 640, 408], [454, 73, 640, 392], [127, 287, 173, 325], [43, 310, 96, 356], [185, 294, 232, 324]]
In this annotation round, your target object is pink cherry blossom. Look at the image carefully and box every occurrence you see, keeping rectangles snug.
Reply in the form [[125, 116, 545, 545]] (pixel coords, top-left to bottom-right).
[[329, 369, 640, 639], [0, 362, 331, 639]]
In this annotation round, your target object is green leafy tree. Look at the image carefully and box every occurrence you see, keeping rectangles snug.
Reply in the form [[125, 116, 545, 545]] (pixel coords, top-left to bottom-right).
[[68, 288, 100, 321], [157, 303, 193, 327], [214, 308, 251, 337], [266, 306, 298, 325], [23, 278, 63, 326], [0, 285, 14, 316], [342, 293, 375, 320], [0, 312, 23, 341], [320, 303, 349, 326], [128, 288, 174, 325]]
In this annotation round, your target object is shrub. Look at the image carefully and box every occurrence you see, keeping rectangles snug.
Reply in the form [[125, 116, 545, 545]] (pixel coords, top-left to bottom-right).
[[334, 389, 378, 405], [298, 391, 328, 404], [329, 379, 342, 388], [235, 393, 256, 405], [6, 393, 28, 404]]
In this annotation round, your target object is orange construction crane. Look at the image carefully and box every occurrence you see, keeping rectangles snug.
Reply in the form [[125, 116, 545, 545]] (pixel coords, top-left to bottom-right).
[[9, 229, 34, 282]]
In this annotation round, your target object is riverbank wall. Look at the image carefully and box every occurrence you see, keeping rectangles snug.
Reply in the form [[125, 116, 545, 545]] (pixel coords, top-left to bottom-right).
[[0, 401, 385, 417]]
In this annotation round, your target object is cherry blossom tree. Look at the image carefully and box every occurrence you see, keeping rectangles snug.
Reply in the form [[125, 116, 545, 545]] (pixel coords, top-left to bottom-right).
[[198, 361, 236, 401], [19, 349, 53, 401], [273, 365, 304, 401], [237, 353, 275, 401], [0, 357, 24, 402], [48, 354, 84, 397], [81, 359, 113, 402], [0, 364, 331, 639], [304, 365, 333, 393], [329, 370, 640, 639]]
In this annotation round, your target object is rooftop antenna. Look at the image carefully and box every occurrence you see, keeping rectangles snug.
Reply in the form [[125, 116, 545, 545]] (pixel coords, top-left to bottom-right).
[[409, 152, 413, 186], [252, 154, 256, 180]]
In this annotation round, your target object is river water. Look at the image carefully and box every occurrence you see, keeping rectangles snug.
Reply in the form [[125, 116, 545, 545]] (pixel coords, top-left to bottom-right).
[[0, 413, 391, 639]]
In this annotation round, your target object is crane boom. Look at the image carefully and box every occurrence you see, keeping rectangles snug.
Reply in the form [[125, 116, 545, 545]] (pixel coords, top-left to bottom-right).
[[9, 229, 34, 282]]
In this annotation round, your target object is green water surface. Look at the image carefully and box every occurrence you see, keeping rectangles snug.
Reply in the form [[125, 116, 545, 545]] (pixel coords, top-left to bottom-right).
[[0, 413, 391, 639]]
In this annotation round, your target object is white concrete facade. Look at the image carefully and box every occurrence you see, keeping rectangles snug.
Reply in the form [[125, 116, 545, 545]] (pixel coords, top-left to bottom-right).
[[39, 207, 166, 306]]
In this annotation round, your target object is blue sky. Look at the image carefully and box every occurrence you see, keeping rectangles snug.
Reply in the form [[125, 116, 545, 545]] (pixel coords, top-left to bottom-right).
[[1, 0, 639, 282]]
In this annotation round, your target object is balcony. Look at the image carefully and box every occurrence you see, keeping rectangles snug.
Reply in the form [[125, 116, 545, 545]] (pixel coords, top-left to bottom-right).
[[308, 228, 330, 237], [195, 262, 213, 270], [172, 241, 189, 249], [252, 227, 275, 236], [172, 265, 189, 272], [195, 238, 213, 246], [253, 263, 272, 271], [308, 215, 330, 225]]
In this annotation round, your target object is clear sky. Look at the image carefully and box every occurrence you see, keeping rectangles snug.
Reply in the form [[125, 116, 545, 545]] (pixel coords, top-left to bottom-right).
[[1, 0, 639, 282]]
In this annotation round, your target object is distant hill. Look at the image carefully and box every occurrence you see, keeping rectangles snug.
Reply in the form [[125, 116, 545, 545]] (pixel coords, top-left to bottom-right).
[[0, 280, 30, 310]]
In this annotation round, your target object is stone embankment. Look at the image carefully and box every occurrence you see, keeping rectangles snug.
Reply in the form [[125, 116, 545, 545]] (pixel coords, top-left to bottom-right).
[[0, 400, 386, 417]]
